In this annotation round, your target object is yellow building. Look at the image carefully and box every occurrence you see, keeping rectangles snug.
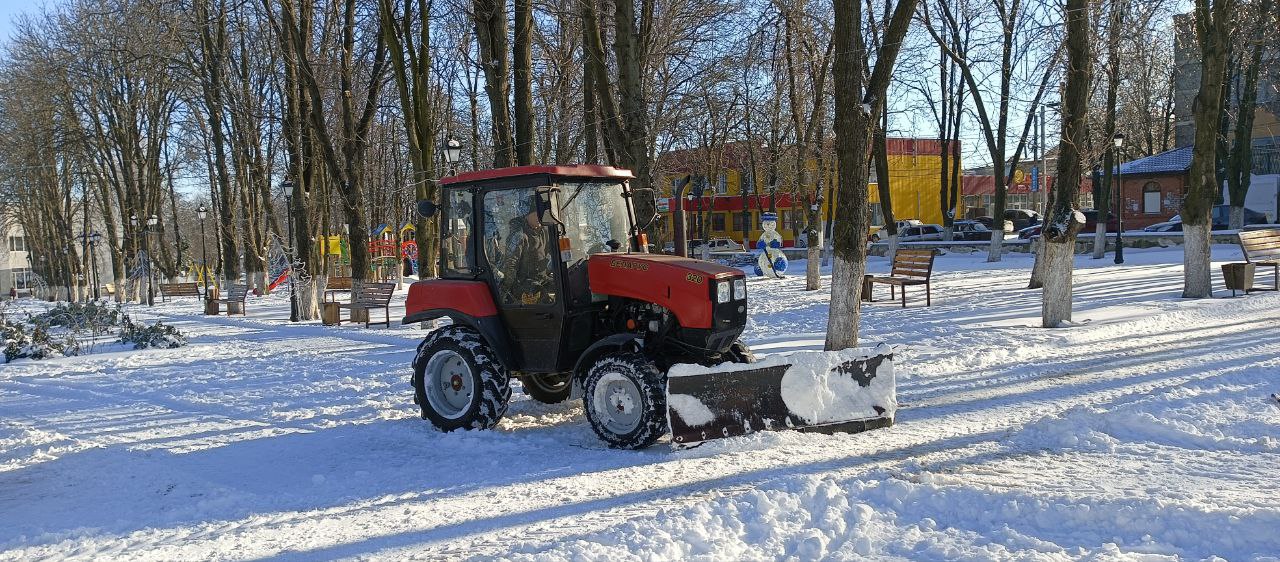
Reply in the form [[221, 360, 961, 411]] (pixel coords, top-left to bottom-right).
[[656, 138, 958, 247]]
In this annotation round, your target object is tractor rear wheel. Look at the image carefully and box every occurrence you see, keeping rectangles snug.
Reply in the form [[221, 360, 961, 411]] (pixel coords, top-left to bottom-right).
[[413, 326, 511, 431], [520, 373, 573, 404], [583, 353, 667, 449]]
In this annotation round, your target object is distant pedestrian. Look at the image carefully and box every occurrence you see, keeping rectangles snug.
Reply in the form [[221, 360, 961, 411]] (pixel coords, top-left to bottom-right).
[[8, 287, 16, 300]]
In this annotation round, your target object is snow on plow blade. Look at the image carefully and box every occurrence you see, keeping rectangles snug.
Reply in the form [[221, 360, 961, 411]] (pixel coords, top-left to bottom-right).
[[666, 345, 896, 447]]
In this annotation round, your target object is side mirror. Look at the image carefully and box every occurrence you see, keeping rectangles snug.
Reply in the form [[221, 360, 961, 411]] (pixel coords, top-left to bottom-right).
[[416, 200, 438, 218], [535, 186, 560, 225]]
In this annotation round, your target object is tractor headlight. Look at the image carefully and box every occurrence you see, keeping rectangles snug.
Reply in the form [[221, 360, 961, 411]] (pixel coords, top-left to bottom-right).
[[716, 280, 731, 303], [733, 278, 746, 300]]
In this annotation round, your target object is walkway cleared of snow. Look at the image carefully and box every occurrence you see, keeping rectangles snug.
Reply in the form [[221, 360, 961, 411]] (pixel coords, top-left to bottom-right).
[[1, 246, 1278, 560]]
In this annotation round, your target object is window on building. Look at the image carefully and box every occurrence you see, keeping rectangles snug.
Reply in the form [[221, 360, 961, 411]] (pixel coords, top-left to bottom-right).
[[736, 211, 752, 232], [12, 268, 31, 289], [712, 213, 727, 231], [1143, 182, 1162, 214], [741, 169, 754, 196], [8, 236, 26, 252], [715, 174, 728, 195]]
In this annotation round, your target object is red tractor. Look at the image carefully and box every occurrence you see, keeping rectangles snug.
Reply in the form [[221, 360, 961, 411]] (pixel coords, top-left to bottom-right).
[[405, 165, 894, 448]]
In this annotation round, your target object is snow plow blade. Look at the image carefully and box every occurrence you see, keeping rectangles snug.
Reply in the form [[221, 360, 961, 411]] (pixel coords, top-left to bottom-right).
[[666, 345, 896, 448]]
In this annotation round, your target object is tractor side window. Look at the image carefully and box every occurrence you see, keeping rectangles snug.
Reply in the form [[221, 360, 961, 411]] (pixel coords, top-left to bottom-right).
[[558, 181, 632, 303], [484, 189, 557, 305], [442, 188, 474, 276]]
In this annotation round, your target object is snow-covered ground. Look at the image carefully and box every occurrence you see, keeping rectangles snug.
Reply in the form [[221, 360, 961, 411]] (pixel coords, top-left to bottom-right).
[[2, 246, 1279, 561]]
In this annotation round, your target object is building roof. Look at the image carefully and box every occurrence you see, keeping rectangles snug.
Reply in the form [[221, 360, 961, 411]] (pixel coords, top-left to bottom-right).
[[440, 165, 634, 186], [1117, 146, 1192, 176]]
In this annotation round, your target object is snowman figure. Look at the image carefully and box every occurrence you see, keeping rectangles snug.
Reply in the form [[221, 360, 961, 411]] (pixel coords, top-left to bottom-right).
[[754, 212, 788, 278]]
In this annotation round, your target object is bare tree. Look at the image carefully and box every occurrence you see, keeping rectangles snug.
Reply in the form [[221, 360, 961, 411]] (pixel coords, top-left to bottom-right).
[[921, 0, 1061, 262], [826, 0, 918, 351], [379, 0, 442, 277], [1224, 0, 1274, 228]]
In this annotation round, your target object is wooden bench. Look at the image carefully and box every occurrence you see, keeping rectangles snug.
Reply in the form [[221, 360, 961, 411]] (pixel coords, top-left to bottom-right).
[[158, 282, 202, 302], [324, 276, 354, 302], [212, 284, 249, 316], [1238, 228, 1280, 292], [864, 249, 937, 308], [337, 282, 395, 328]]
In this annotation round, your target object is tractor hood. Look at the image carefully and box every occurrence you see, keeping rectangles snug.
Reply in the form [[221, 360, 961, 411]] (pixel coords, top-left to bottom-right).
[[587, 253, 745, 330]]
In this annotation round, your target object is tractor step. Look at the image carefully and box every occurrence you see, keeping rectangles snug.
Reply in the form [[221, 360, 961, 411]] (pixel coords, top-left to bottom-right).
[[665, 345, 897, 447]]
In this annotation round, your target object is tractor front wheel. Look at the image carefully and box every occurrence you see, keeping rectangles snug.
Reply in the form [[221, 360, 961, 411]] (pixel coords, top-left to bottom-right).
[[413, 326, 511, 431], [583, 353, 667, 449]]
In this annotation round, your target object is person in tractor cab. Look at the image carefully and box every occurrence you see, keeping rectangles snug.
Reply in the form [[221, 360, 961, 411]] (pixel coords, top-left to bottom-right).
[[494, 198, 555, 305]]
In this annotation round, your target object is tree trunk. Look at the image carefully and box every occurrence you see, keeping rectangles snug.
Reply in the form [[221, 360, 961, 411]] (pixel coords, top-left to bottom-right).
[[1041, 0, 1090, 328], [513, 0, 534, 166], [474, 0, 514, 167], [1183, 0, 1236, 298], [1093, 0, 1123, 259], [826, 0, 918, 350]]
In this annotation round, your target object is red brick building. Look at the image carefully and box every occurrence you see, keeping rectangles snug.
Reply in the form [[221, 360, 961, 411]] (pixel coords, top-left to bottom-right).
[[1113, 147, 1191, 230]]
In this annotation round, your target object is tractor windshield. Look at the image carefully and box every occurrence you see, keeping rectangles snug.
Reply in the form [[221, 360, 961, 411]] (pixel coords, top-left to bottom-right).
[[557, 181, 632, 261]]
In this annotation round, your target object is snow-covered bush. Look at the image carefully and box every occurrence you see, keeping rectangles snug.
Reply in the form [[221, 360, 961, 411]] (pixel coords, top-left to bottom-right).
[[118, 321, 187, 350], [2, 319, 75, 362], [31, 301, 125, 334], [0, 302, 186, 362]]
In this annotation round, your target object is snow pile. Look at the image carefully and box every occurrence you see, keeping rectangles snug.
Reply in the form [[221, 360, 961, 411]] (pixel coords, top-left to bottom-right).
[[778, 344, 896, 424], [666, 393, 716, 426]]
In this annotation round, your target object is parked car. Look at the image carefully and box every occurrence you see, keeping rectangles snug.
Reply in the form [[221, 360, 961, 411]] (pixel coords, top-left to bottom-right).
[[974, 216, 1016, 233], [1142, 221, 1182, 233], [899, 224, 945, 242], [1158, 205, 1270, 231], [693, 237, 745, 253], [952, 220, 993, 241], [868, 220, 926, 242], [1005, 209, 1042, 231]]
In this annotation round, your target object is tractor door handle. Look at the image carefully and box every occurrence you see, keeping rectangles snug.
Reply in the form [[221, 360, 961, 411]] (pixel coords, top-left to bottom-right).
[[535, 312, 555, 319]]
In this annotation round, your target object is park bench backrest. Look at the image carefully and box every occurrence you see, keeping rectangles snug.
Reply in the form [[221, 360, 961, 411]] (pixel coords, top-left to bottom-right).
[[160, 282, 201, 296], [352, 282, 395, 306], [226, 284, 248, 302], [891, 249, 937, 280], [327, 276, 354, 290], [1239, 229, 1280, 264]]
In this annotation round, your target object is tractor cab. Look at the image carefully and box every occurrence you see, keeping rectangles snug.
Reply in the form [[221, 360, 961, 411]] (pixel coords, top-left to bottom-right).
[[412, 165, 650, 375]]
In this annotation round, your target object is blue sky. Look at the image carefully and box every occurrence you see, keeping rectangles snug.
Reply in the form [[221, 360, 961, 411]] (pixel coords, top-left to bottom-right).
[[0, 0, 30, 45]]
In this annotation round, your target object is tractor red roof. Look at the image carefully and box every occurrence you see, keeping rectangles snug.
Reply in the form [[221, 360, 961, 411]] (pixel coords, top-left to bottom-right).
[[440, 165, 635, 185]]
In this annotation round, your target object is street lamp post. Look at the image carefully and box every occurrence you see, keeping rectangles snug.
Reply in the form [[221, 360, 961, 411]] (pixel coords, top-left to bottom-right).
[[443, 138, 462, 175], [147, 215, 159, 305], [283, 178, 298, 323], [88, 232, 101, 301], [1113, 133, 1125, 265], [197, 205, 210, 300]]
